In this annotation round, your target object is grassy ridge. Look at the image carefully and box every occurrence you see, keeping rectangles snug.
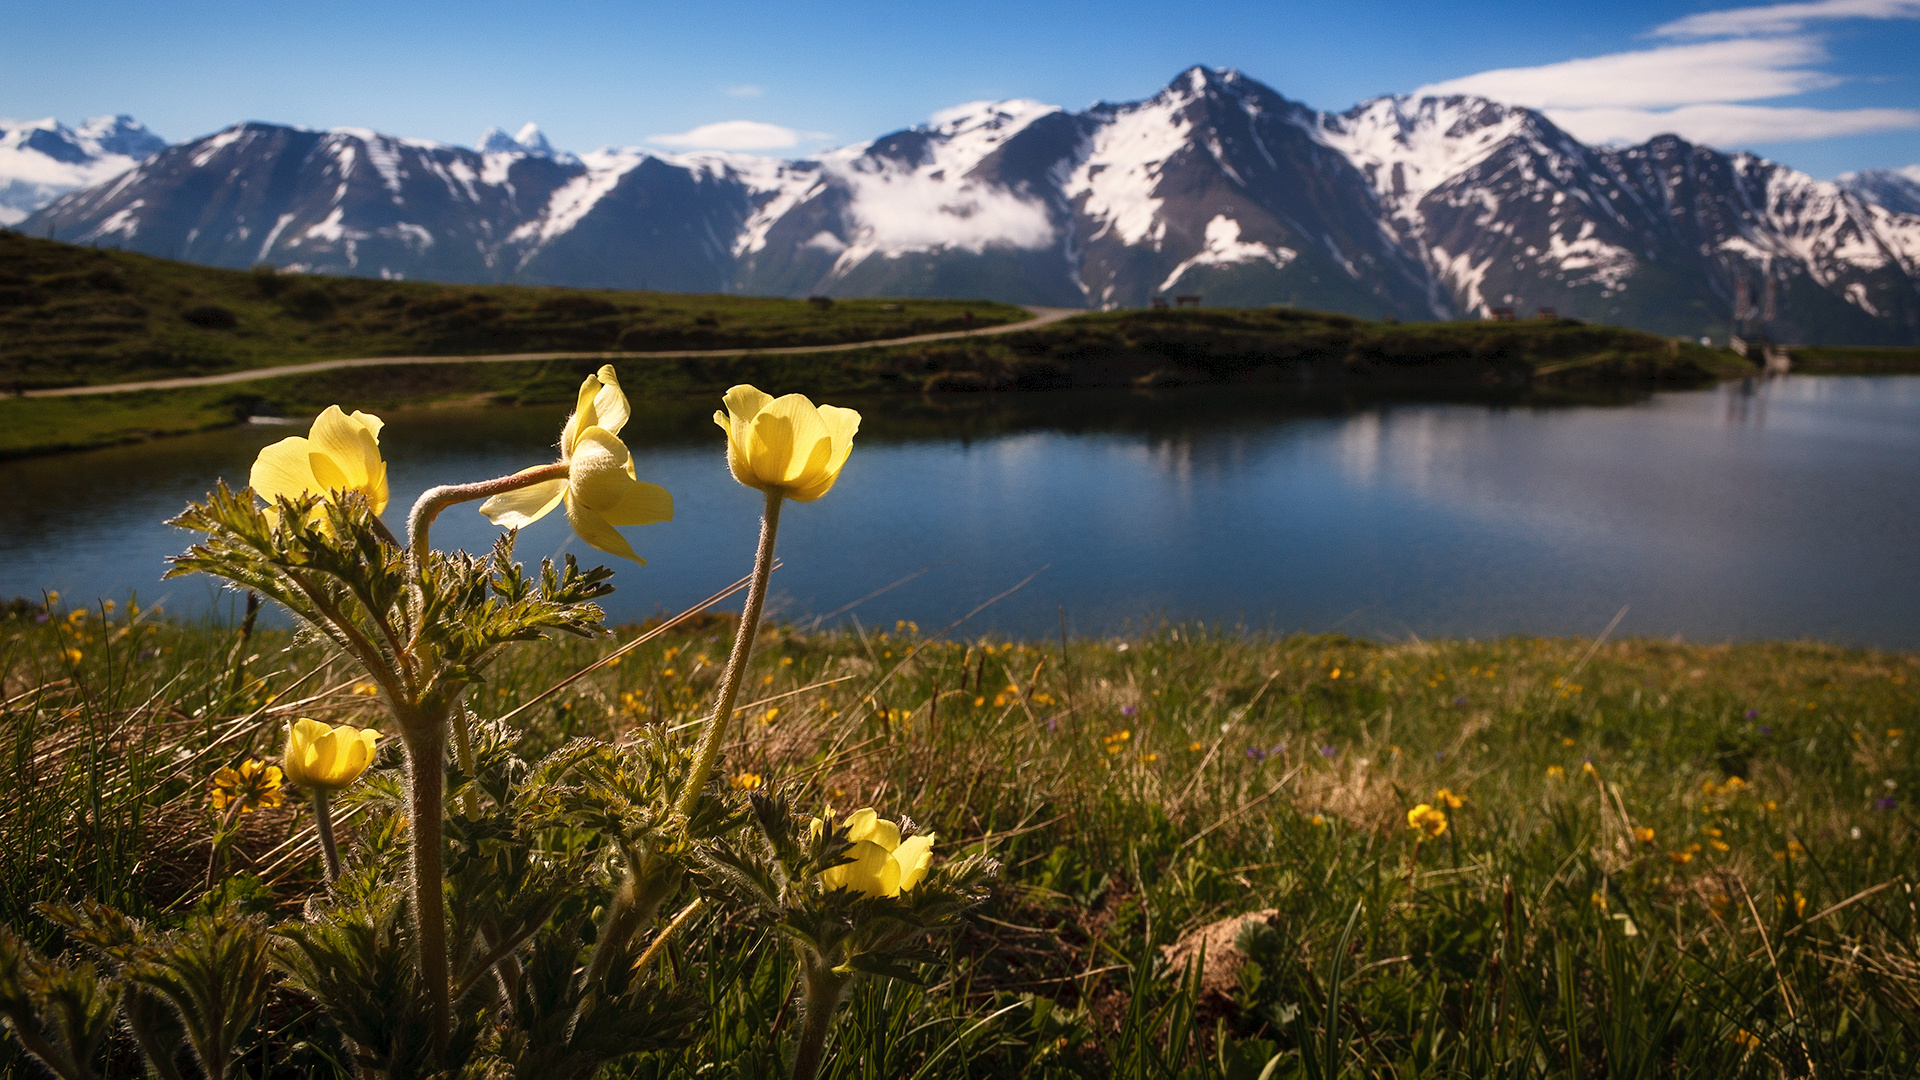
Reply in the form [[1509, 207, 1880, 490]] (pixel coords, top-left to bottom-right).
[[0, 231, 1025, 388], [5, 596, 1918, 1076], [1789, 344, 1920, 374]]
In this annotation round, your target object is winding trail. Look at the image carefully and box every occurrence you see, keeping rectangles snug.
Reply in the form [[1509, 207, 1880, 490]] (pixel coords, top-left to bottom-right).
[[25, 306, 1084, 399]]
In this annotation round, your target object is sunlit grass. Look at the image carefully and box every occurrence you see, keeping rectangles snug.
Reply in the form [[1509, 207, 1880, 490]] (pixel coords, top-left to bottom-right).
[[4, 596, 1917, 1077]]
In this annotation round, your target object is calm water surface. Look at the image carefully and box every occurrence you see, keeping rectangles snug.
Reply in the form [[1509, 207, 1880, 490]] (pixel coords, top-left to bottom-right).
[[4, 376, 1917, 647]]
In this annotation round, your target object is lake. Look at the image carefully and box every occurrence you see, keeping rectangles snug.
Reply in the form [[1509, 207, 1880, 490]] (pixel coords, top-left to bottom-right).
[[4, 376, 1918, 648]]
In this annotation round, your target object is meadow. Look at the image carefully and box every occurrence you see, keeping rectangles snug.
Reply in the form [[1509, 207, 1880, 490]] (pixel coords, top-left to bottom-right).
[[4, 593, 1916, 1077]]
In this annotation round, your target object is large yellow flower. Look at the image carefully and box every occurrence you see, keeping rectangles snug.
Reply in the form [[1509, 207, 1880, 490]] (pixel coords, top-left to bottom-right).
[[714, 385, 860, 502], [478, 365, 673, 562], [818, 808, 934, 898], [283, 718, 380, 791], [250, 406, 389, 515]]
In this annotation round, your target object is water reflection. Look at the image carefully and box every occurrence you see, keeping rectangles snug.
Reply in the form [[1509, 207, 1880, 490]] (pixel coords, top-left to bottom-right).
[[3, 377, 1918, 647]]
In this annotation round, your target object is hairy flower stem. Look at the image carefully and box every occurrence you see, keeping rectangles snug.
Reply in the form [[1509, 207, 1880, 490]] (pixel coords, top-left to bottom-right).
[[679, 489, 783, 816], [405, 462, 568, 820], [311, 789, 341, 883], [790, 959, 851, 1080], [581, 854, 682, 989], [405, 461, 570, 569], [401, 728, 452, 1057]]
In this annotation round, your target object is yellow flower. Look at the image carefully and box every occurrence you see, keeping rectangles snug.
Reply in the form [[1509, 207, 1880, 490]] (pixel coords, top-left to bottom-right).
[[1407, 804, 1448, 839], [1434, 787, 1465, 809], [1546, 765, 1565, 779], [479, 366, 673, 562], [251, 406, 389, 516], [731, 772, 764, 791], [818, 807, 935, 898], [1634, 826, 1657, 844], [62, 648, 83, 665], [209, 759, 285, 813], [714, 385, 861, 502], [283, 718, 379, 791]]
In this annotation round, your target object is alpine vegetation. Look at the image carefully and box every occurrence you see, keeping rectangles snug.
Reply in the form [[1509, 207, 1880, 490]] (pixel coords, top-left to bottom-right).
[[0, 370, 991, 1079]]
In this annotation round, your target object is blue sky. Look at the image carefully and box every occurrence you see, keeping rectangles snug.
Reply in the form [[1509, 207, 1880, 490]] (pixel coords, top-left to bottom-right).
[[4, 0, 1918, 177]]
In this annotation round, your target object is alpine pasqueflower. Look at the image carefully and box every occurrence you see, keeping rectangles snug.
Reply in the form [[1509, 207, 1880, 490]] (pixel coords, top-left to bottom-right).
[[283, 718, 380, 791], [816, 808, 934, 898], [250, 406, 389, 516], [714, 385, 860, 502], [478, 365, 672, 562]]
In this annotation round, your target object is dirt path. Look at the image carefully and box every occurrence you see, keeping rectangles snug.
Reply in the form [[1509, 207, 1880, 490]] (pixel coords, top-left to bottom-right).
[[25, 306, 1084, 399]]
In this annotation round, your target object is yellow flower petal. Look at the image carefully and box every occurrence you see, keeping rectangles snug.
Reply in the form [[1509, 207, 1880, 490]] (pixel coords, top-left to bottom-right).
[[565, 499, 644, 563], [250, 437, 319, 504], [893, 834, 934, 892], [842, 808, 880, 844], [478, 475, 566, 528], [822, 838, 895, 897]]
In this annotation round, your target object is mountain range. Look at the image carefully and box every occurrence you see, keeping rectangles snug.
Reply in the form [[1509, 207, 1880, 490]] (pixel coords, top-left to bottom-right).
[[13, 69, 1920, 344]]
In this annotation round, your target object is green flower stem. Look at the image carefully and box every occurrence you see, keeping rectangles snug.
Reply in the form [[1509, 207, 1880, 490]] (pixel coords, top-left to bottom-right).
[[311, 789, 341, 883], [790, 957, 851, 1080], [405, 461, 570, 568], [679, 489, 783, 816], [400, 727, 452, 1057], [581, 852, 681, 989], [448, 702, 480, 820]]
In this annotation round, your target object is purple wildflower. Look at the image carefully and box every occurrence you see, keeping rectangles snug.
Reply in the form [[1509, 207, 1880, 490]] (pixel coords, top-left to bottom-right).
[[1319, 745, 1338, 758], [1745, 708, 1760, 720], [1453, 696, 1469, 707], [1758, 725, 1773, 736], [1121, 705, 1137, 717], [1876, 796, 1899, 812], [1246, 746, 1266, 763]]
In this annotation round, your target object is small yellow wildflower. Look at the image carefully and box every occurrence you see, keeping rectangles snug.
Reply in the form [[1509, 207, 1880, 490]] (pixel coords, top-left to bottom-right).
[[815, 807, 933, 897], [1309, 814, 1327, 827], [1633, 826, 1656, 844], [352, 682, 380, 697], [1733, 1029, 1761, 1050], [1561, 737, 1575, 747], [1188, 741, 1204, 752], [209, 759, 285, 814], [1407, 804, 1448, 839], [1143, 753, 1159, 765], [731, 772, 764, 791], [1546, 765, 1566, 779], [1434, 788, 1465, 809], [1669, 850, 1694, 865], [63, 648, 83, 665], [973, 696, 985, 707]]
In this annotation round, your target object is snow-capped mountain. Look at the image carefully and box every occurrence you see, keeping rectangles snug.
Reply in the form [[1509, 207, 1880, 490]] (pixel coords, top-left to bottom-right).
[[1839, 167, 1920, 218], [0, 115, 164, 225], [22, 70, 1920, 343]]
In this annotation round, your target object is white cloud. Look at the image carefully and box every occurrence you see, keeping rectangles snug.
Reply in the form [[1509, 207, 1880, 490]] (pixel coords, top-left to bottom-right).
[[723, 84, 764, 98], [647, 120, 824, 151], [1415, 0, 1920, 153], [1655, 0, 1920, 38], [1545, 103, 1920, 146], [1415, 37, 1834, 109]]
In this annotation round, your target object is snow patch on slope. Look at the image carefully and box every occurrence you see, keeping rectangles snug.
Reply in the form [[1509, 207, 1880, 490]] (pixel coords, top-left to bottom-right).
[[1158, 215, 1297, 292], [512, 147, 650, 244], [1315, 95, 1533, 223], [1067, 92, 1191, 248]]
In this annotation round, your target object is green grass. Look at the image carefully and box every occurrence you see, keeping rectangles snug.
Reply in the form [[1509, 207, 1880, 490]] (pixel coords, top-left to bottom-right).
[[5, 593, 1917, 1077], [0, 232, 1026, 389], [1, 253, 1765, 459], [1788, 345, 1920, 374]]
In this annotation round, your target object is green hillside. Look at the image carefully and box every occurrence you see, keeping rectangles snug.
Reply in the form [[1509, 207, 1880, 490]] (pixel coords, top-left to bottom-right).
[[0, 232, 1025, 389]]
